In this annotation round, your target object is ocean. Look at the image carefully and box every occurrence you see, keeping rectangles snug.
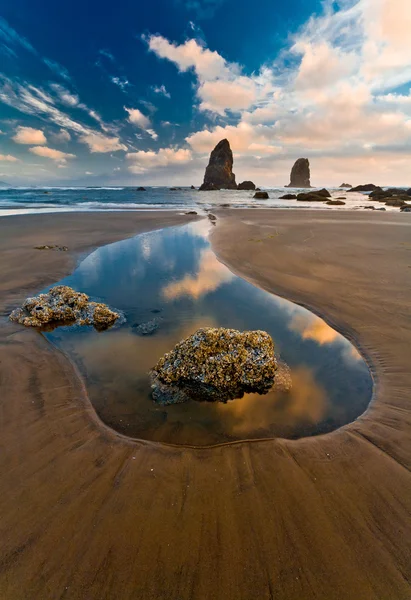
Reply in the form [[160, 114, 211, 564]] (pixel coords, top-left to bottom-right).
[[0, 185, 399, 216]]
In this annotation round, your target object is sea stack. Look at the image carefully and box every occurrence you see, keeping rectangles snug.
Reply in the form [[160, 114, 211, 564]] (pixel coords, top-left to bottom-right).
[[286, 158, 311, 188], [199, 139, 237, 191]]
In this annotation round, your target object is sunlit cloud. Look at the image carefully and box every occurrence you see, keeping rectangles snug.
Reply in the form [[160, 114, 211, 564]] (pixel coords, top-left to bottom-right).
[[0, 153, 19, 162], [29, 145, 76, 164], [12, 125, 47, 145], [162, 247, 233, 300], [289, 314, 339, 345]]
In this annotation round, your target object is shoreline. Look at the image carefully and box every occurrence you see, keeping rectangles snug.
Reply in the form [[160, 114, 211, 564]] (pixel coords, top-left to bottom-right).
[[1, 210, 410, 599]]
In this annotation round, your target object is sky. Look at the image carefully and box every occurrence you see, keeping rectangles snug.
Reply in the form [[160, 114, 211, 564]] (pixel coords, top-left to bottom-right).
[[0, 0, 410, 186]]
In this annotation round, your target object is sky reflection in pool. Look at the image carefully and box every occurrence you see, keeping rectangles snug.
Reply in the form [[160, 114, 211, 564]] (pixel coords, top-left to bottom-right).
[[44, 220, 372, 445]]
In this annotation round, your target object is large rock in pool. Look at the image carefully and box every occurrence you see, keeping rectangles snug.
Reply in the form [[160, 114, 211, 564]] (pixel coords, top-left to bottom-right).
[[286, 158, 311, 188], [238, 180, 256, 190], [254, 191, 269, 199], [150, 327, 277, 405], [199, 139, 237, 191], [9, 285, 120, 330]]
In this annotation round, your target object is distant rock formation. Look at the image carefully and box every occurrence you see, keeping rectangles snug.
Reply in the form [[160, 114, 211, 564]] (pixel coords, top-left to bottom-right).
[[286, 158, 311, 188], [136, 186, 146, 191], [254, 191, 269, 199], [340, 183, 352, 188], [348, 184, 379, 192], [190, 185, 196, 190], [199, 139, 237, 191], [238, 181, 256, 190]]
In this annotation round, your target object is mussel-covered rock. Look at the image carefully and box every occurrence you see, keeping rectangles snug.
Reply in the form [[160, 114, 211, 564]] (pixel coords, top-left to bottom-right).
[[150, 327, 278, 405], [9, 285, 120, 330]]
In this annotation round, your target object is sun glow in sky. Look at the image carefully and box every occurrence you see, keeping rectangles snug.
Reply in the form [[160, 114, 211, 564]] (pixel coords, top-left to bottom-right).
[[0, 0, 410, 186]]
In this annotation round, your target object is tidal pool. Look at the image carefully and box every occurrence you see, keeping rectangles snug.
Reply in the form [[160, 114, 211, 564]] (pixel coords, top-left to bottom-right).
[[44, 220, 373, 446]]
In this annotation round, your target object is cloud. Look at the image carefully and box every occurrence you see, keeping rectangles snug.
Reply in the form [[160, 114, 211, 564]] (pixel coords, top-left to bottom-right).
[[125, 107, 151, 129], [12, 126, 47, 145], [125, 106, 158, 139], [0, 17, 36, 54], [78, 132, 127, 153], [99, 49, 115, 62], [50, 83, 79, 106], [53, 129, 71, 143], [152, 84, 171, 98], [126, 147, 192, 172], [0, 153, 18, 162], [163, 247, 233, 300], [0, 76, 127, 154], [43, 58, 71, 81], [29, 145, 75, 164], [111, 76, 130, 91]]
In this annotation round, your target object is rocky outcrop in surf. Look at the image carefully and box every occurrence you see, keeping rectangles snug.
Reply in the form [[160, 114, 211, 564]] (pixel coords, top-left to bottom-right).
[[238, 181, 256, 190], [199, 139, 237, 191], [286, 158, 311, 188]]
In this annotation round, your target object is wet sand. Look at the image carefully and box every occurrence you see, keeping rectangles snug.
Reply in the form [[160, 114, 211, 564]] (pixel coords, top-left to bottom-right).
[[1, 209, 411, 599]]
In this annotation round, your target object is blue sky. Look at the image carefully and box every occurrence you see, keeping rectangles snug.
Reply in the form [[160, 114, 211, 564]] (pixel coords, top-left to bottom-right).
[[0, 0, 410, 186]]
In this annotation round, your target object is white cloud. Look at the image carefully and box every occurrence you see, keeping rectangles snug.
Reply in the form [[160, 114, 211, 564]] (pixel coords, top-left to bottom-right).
[[125, 107, 151, 129], [50, 83, 79, 106], [0, 153, 18, 162], [111, 76, 130, 90], [126, 147, 192, 172], [12, 126, 47, 145], [29, 146, 75, 164], [78, 132, 127, 153], [152, 84, 171, 98], [85, 171, 93, 175], [125, 106, 158, 139], [44, 58, 71, 82]]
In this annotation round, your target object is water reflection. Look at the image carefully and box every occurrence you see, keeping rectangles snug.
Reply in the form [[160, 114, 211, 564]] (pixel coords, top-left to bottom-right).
[[44, 220, 372, 445]]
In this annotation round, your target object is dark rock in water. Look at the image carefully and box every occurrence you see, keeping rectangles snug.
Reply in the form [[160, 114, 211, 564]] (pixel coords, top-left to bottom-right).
[[286, 158, 311, 188], [34, 244, 68, 251], [296, 192, 327, 202], [151, 309, 162, 314], [9, 285, 120, 330], [136, 186, 146, 191], [280, 193, 297, 199], [363, 206, 376, 210], [190, 185, 196, 189], [254, 191, 269, 199], [326, 199, 345, 206], [385, 197, 409, 207], [132, 318, 161, 336], [186, 211, 198, 215], [255, 188, 261, 191], [315, 188, 331, 198], [348, 184, 379, 192], [401, 205, 411, 212], [208, 213, 217, 221], [238, 180, 256, 190], [150, 327, 278, 405], [376, 207, 386, 211], [220, 203, 230, 208], [340, 183, 352, 188], [199, 139, 237, 191], [170, 187, 182, 191]]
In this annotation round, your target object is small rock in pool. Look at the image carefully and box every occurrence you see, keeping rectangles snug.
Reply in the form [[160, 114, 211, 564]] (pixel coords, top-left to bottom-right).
[[186, 211, 198, 215], [208, 213, 217, 221], [150, 327, 278, 405], [132, 318, 161, 336], [9, 285, 120, 330], [34, 244, 68, 251]]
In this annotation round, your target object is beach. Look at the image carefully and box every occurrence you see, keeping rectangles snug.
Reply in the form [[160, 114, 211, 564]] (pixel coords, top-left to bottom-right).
[[1, 209, 411, 599]]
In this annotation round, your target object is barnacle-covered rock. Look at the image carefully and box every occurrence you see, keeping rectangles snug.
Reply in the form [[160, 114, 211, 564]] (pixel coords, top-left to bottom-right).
[[9, 285, 120, 330], [151, 327, 278, 405]]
